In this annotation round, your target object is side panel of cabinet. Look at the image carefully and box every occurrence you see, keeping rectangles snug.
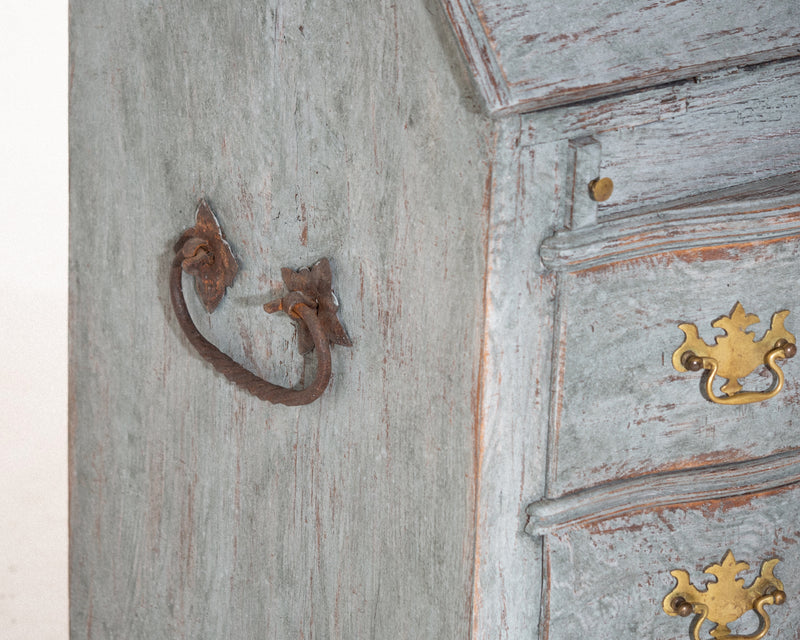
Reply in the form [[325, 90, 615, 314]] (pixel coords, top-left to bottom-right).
[[69, 1, 490, 638]]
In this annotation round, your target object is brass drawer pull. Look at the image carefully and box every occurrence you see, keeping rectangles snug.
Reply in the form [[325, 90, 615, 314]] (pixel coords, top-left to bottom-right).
[[170, 199, 351, 406], [672, 303, 796, 405], [663, 551, 785, 640]]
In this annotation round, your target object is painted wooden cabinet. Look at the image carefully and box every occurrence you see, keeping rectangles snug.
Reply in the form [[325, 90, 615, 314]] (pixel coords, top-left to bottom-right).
[[70, 1, 800, 638]]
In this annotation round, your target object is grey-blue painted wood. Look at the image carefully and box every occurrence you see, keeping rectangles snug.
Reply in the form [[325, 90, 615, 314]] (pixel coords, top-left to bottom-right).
[[72, 1, 800, 638], [69, 1, 490, 637]]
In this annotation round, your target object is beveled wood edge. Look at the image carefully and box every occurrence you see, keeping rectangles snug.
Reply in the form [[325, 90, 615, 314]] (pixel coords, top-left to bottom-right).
[[525, 448, 800, 535], [540, 175, 800, 271], [440, 0, 510, 112], [501, 45, 800, 116], [440, 2, 800, 117], [522, 58, 800, 145]]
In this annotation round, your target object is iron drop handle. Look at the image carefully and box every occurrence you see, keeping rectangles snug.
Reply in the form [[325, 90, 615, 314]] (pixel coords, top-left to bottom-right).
[[170, 199, 351, 406]]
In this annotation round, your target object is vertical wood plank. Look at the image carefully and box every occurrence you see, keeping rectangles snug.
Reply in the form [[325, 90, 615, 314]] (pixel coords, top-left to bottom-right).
[[69, 1, 491, 637], [470, 123, 568, 638]]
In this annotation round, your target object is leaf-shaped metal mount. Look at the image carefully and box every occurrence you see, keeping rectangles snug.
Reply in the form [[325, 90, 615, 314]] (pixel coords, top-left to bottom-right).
[[672, 303, 797, 405], [170, 199, 351, 406], [663, 551, 786, 640]]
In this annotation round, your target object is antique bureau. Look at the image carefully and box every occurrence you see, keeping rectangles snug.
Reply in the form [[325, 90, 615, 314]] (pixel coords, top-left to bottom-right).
[[444, 1, 800, 637], [70, 0, 800, 638]]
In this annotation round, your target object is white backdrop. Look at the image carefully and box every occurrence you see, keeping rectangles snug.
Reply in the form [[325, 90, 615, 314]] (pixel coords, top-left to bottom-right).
[[0, 3, 68, 638]]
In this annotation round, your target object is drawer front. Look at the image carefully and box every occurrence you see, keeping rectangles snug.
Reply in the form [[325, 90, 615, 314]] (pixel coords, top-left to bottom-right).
[[549, 233, 800, 496], [541, 485, 800, 639]]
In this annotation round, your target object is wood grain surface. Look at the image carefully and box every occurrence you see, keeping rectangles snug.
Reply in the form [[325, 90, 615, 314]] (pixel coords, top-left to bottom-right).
[[443, 0, 800, 113], [472, 62, 800, 638], [69, 1, 491, 637], [541, 174, 800, 270], [72, 1, 800, 637], [526, 449, 800, 534], [550, 236, 800, 495], [543, 486, 800, 638]]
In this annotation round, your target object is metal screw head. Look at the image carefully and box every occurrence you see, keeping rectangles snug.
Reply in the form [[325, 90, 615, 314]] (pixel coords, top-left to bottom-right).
[[588, 177, 614, 202]]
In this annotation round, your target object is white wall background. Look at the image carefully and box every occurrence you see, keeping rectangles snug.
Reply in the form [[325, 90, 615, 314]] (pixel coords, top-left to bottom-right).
[[0, 3, 69, 638]]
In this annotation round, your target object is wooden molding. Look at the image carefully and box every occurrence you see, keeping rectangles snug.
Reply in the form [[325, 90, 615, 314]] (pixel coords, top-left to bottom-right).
[[440, 0, 509, 113], [441, 0, 800, 115], [540, 173, 800, 271], [526, 449, 800, 535]]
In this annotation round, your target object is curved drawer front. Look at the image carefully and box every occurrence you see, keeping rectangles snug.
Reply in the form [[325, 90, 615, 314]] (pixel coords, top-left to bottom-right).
[[543, 194, 800, 497], [541, 485, 799, 639]]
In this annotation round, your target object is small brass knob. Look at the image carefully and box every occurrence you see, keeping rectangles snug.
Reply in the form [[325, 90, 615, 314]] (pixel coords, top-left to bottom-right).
[[682, 352, 704, 372], [588, 177, 614, 202], [671, 598, 694, 617]]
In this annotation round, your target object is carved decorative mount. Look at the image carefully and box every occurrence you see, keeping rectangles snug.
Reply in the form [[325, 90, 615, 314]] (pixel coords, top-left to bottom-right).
[[663, 551, 785, 640], [672, 303, 796, 405]]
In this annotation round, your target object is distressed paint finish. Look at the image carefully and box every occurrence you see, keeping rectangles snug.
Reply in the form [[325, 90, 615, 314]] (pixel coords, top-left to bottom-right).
[[72, 0, 800, 638], [69, 1, 491, 638], [513, 60, 800, 219], [543, 486, 800, 638], [527, 449, 800, 534], [470, 123, 567, 638], [547, 220, 800, 496], [443, 0, 800, 113], [541, 174, 800, 270], [471, 63, 800, 637]]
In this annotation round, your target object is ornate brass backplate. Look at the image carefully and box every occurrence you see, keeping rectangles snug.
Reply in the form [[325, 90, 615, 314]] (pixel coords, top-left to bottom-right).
[[663, 551, 785, 640], [672, 303, 796, 405]]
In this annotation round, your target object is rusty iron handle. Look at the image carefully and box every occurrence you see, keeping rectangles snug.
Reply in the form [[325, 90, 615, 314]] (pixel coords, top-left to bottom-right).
[[170, 200, 351, 406]]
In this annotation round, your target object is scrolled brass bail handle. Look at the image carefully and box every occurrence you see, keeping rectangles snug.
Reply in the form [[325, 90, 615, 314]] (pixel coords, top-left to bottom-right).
[[170, 199, 351, 406], [672, 303, 795, 405], [663, 551, 785, 640]]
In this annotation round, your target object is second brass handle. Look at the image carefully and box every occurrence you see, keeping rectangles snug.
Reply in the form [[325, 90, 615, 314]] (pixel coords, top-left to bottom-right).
[[673, 303, 796, 405], [664, 551, 786, 640]]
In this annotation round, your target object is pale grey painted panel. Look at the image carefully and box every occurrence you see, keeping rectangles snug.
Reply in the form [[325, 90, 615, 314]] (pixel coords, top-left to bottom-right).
[[543, 485, 800, 639], [552, 236, 800, 496], [527, 450, 800, 534], [69, 1, 490, 638], [595, 63, 800, 219], [541, 175, 800, 270], [516, 60, 800, 220], [471, 129, 571, 638], [443, 0, 800, 113]]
